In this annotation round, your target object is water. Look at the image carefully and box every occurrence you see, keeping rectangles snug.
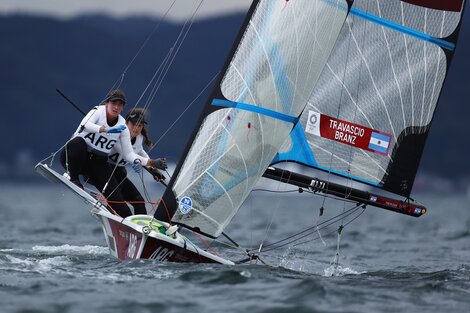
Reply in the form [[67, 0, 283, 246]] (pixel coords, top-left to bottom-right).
[[1, 183, 469, 313]]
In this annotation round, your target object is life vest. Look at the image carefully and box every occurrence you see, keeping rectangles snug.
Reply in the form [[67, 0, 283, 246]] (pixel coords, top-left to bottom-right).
[[74, 106, 126, 154]]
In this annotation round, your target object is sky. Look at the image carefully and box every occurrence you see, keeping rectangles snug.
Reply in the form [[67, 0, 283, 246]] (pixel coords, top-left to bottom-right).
[[0, 0, 253, 21]]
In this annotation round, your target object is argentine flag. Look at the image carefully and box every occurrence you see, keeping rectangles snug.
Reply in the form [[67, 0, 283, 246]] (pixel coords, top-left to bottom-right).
[[368, 132, 391, 154]]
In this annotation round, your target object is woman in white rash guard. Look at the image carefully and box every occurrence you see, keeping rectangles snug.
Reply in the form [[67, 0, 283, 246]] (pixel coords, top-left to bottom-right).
[[108, 108, 167, 215], [60, 89, 164, 218]]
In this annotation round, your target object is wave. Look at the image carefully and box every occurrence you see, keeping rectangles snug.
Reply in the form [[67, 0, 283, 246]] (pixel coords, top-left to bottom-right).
[[323, 264, 365, 277], [1, 254, 73, 274], [31, 244, 108, 256]]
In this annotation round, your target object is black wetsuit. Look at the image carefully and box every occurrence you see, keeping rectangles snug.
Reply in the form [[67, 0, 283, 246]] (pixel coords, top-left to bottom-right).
[[112, 166, 147, 215], [60, 137, 134, 217]]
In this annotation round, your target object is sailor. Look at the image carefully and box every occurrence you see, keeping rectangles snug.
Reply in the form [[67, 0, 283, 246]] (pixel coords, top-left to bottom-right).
[[60, 89, 164, 218], [108, 107, 167, 215]]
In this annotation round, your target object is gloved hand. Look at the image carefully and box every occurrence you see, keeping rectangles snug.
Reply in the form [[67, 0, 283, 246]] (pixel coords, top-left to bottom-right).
[[152, 158, 167, 170], [106, 125, 127, 133], [147, 167, 166, 181], [132, 159, 142, 173]]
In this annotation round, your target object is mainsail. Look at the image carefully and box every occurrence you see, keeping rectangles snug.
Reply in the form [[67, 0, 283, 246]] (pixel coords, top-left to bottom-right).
[[273, 0, 466, 197], [155, 0, 352, 237]]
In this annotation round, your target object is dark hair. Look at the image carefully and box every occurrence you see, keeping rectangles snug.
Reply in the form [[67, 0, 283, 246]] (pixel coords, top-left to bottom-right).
[[125, 108, 153, 148]]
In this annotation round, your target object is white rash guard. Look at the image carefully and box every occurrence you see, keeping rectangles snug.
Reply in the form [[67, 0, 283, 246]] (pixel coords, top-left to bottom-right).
[[73, 105, 149, 165], [108, 134, 150, 167]]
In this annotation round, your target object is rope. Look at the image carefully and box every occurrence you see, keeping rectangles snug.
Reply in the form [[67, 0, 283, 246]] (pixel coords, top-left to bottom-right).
[[251, 204, 365, 253], [191, 231, 221, 257]]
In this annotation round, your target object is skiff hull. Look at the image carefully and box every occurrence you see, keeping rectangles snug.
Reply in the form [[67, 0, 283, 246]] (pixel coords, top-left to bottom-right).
[[93, 210, 233, 264], [35, 163, 233, 265]]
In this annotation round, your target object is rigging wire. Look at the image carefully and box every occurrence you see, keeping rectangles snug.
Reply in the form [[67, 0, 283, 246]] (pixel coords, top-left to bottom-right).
[[228, 205, 365, 264], [63, 1, 207, 206], [330, 1, 371, 271], [149, 70, 220, 151], [251, 203, 364, 253], [256, 168, 295, 264], [108, 0, 178, 94], [137, 0, 206, 114], [63, 1, 181, 150], [290, 206, 366, 248]]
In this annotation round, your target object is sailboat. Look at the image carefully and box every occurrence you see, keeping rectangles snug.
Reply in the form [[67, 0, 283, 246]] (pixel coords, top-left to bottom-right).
[[36, 0, 466, 265]]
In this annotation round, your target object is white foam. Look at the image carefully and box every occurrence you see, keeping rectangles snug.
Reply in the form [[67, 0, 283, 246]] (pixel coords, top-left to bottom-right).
[[5, 255, 72, 273], [32, 244, 108, 255], [323, 264, 365, 277]]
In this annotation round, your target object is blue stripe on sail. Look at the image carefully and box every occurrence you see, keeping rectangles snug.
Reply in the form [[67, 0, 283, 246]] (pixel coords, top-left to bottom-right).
[[350, 7, 455, 51], [272, 123, 318, 166], [211, 99, 298, 124], [205, 1, 291, 203]]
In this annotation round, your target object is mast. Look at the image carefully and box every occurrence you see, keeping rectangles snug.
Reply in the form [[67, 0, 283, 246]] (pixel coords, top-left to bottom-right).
[[155, 0, 263, 225]]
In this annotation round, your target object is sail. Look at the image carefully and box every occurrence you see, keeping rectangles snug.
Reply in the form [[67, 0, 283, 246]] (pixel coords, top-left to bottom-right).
[[273, 0, 466, 197], [155, 0, 352, 237]]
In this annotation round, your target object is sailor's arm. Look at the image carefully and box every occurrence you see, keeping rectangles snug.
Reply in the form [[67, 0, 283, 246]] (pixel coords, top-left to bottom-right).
[[119, 129, 150, 166], [79, 107, 102, 133], [136, 143, 150, 159]]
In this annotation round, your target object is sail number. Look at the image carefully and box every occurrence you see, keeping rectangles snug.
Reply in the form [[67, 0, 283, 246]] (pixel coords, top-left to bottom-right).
[[309, 179, 326, 191]]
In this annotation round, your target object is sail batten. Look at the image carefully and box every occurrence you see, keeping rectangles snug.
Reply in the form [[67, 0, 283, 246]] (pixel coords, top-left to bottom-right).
[[349, 7, 456, 50], [212, 99, 298, 123], [274, 0, 466, 197]]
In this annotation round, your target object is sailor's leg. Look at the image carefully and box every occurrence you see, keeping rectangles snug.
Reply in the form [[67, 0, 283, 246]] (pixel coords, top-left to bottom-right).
[[113, 167, 147, 215], [60, 137, 87, 180], [86, 160, 132, 218], [121, 177, 147, 215]]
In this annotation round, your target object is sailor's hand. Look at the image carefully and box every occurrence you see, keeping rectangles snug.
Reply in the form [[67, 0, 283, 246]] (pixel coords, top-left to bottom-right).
[[148, 167, 166, 181], [132, 159, 142, 173], [106, 125, 127, 133], [151, 158, 167, 170]]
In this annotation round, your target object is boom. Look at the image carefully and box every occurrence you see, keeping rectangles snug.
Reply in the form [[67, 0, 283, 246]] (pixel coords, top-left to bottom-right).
[[263, 167, 426, 217]]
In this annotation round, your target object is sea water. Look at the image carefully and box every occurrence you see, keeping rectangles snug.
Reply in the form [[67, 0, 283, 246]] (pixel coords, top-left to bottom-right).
[[0, 183, 469, 313]]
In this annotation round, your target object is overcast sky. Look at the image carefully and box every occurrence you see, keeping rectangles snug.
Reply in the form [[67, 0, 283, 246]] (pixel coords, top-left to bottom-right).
[[0, 0, 253, 20]]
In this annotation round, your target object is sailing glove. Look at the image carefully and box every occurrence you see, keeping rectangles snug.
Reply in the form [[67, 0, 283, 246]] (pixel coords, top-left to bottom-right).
[[106, 125, 127, 133], [148, 167, 166, 181], [132, 159, 142, 173], [152, 158, 167, 170]]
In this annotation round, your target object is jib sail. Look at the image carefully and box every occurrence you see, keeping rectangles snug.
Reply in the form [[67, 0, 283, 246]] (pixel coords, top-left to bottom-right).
[[273, 0, 466, 197], [155, 0, 352, 237]]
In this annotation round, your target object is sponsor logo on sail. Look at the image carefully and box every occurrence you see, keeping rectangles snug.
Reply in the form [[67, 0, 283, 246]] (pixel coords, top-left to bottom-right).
[[305, 111, 321, 136], [179, 196, 193, 214]]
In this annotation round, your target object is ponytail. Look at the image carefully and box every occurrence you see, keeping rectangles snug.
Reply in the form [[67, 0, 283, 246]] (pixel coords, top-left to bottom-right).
[[141, 127, 153, 149]]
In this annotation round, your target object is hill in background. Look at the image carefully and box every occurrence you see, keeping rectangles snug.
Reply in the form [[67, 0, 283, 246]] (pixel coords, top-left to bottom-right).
[[1, 13, 469, 190]]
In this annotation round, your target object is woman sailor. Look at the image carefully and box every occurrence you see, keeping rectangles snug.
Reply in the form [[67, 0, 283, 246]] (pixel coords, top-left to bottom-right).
[[108, 108, 167, 215], [60, 89, 163, 218]]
